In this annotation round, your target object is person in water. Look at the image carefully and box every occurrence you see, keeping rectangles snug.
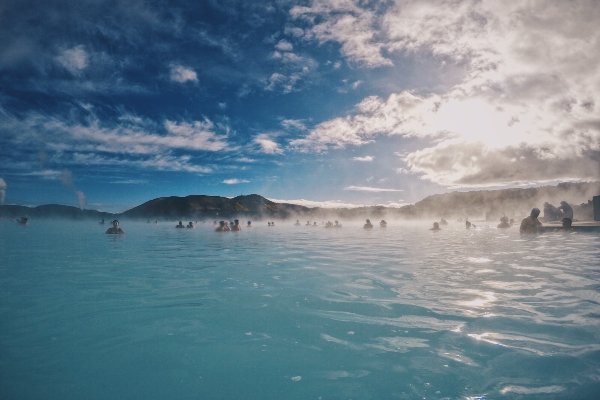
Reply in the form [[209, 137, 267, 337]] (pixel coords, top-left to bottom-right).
[[231, 220, 241, 231], [187, 222, 194, 228], [176, 221, 185, 228], [18, 217, 29, 226], [334, 220, 342, 228], [520, 208, 543, 234], [559, 217, 574, 232], [430, 222, 441, 231], [215, 221, 229, 231], [247, 221, 252, 227], [294, 220, 301, 226], [305, 221, 311, 226], [325, 221, 333, 228], [543, 202, 559, 222], [465, 220, 476, 229], [100, 218, 105, 225], [106, 220, 125, 234], [497, 216, 511, 229], [380, 220, 387, 227], [439, 218, 448, 225], [363, 219, 373, 229], [313, 222, 317, 226], [558, 201, 574, 220]]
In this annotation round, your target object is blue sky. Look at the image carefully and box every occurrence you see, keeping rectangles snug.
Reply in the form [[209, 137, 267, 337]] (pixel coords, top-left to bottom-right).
[[1, 0, 599, 212]]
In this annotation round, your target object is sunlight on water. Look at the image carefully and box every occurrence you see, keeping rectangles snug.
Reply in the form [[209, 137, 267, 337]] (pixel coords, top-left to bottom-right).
[[1, 220, 599, 399]]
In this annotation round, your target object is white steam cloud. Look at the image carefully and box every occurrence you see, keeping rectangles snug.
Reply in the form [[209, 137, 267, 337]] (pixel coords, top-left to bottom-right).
[[0, 178, 6, 203], [61, 170, 87, 210]]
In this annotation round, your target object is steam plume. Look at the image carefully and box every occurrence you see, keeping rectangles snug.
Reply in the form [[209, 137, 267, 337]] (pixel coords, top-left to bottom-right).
[[0, 178, 6, 203], [61, 169, 87, 210]]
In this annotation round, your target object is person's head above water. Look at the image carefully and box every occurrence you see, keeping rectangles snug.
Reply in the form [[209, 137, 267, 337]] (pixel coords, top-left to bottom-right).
[[433, 222, 439, 228], [366, 219, 370, 223], [219, 221, 225, 226], [112, 220, 119, 227], [530, 208, 541, 218], [562, 217, 572, 228]]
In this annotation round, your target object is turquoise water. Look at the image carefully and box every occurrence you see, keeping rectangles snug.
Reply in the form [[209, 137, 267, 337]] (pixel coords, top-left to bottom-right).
[[1, 220, 600, 399]]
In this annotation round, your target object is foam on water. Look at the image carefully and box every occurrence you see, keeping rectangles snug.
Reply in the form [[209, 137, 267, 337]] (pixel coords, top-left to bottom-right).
[[1, 219, 600, 399]]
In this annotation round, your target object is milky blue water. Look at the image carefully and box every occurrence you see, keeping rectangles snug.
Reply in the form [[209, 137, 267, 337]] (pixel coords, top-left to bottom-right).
[[1, 219, 600, 399]]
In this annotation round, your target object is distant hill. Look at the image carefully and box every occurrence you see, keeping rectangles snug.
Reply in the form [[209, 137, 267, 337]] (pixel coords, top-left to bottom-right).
[[120, 194, 311, 220], [2, 182, 599, 222]]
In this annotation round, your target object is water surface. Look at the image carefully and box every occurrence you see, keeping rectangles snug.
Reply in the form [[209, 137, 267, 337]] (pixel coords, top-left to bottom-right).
[[1, 220, 599, 399]]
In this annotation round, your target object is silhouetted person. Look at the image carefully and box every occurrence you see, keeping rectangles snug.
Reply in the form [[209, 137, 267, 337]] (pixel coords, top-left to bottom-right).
[[520, 208, 543, 234], [380, 220, 387, 227], [17, 217, 28, 226], [560, 217, 574, 231], [325, 221, 333, 228], [313, 222, 317, 226], [305, 221, 311, 226], [215, 221, 229, 231], [430, 222, 441, 231], [439, 218, 448, 225], [294, 219, 301, 226], [187, 222, 194, 228], [176, 221, 185, 228], [497, 216, 510, 229], [231, 220, 241, 231], [558, 201, 573, 220], [465, 220, 476, 229], [334, 220, 342, 228], [543, 202, 559, 222], [363, 219, 373, 229], [247, 221, 252, 227], [106, 220, 124, 234], [100, 218, 105, 225]]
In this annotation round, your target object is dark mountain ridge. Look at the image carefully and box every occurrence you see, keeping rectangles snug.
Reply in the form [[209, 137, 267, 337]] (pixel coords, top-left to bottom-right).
[[1, 182, 599, 221]]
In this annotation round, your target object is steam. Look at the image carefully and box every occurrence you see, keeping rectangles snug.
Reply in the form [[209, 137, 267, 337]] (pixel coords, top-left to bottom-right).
[[61, 169, 87, 210], [0, 177, 6, 203]]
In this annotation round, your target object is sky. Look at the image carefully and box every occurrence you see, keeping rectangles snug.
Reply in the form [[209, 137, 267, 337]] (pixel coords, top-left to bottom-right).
[[1, 0, 599, 213]]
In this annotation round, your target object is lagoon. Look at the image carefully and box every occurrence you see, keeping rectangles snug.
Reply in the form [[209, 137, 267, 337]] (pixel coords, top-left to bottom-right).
[[1, 219, 600, 399]]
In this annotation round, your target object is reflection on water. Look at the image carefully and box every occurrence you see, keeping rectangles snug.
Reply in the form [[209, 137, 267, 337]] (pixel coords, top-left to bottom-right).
[[1, 220, 599, 399]]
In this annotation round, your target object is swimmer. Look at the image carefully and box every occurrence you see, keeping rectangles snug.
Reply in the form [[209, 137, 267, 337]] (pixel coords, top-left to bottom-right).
[[215, 221, 229, 231], [380, 220, 387, 228], [247, 221, 252, 227], [100, 218, 105, 225], [106, 220, 125, 234], [363, 219, 373, 229], [187, 222, 194, 228], [334, 220, 342, 228], [519, 208, 543, 234], [430, 222, 441, 231], [176, 221, 185, 228], [231, 220, 241, 231], [313, 222, 317, 226], [271, 222, 275, 226], [294, 219, 301, 226], [306, 221, 311, 226], [325, 221, 333, 228], [17, 217, 29, 226], [439, 218, 448, 225], [497, 216, 510, 229]]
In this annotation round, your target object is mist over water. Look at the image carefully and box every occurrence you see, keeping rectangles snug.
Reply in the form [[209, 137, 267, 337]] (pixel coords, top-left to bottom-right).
[[1, 220, 599, 399]]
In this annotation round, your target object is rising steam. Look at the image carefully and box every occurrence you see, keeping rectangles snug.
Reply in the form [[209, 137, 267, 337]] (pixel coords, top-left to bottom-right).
[[61, 170, 87, 210], [0, 178, 6, 203]]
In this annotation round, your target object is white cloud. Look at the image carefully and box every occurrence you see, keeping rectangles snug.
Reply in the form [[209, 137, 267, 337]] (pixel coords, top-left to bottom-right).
[[254, 134, 284, 154], [170, 64, 198, 83], [275, 39, 293, 52], [55, 45, 88, 74], [223, 179, 250, 184], [344, 186, 403, 192], [290, 0, 600, 187], [281, 119, 307, 131], [236, 157, 256, 163], [353, 156, 373, 162]]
